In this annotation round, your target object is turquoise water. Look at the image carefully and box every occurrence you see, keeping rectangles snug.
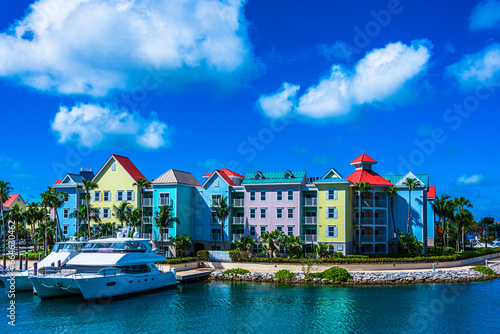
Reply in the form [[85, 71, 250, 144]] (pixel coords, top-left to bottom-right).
[[2, 279, 499, 333]]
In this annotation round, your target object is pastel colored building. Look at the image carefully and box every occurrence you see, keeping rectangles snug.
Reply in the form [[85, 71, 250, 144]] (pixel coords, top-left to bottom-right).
[[1, 194, 27, 235], [313, 168, 352, 255], [195, 169, 244, 251], [51, 168, 95, 237], [346, 154, 393, 254], [91, 154, 150, 233], [241, 170, 307, 253], [151, 169, 201, 256], [426, 186, 437, 246]]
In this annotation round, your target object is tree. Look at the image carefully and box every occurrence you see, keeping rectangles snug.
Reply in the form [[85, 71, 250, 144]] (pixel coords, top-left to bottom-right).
[[453, 197, 473, 252], [168, 234, 192, 257], [431, 194, 451, 253], [233, 236, 255, 252], [314, 242, 330, 258], [77, 179, 99, 239], [113, 201, 132, 227], [480, 217, 495, 248], [386, 186, 399, 252], [260, 230, 283, 258], [127, 208, 142, 235], [132, 177, 151, 237], [354, 181, 372, 254], [402, 178, 423, 235], [280, 234, 303, 258], [210, 195, 233, 251], [34, 220, 56, 249], [7, 204, 24, 258], [40, 190, 52, 256], [154, 205, 180, 254], [93, 222, 114, 238], [47, 187, 65, 241], [0, 180, 13, 262], [70, 203, 100, 237], [25, 202, 43, 251]]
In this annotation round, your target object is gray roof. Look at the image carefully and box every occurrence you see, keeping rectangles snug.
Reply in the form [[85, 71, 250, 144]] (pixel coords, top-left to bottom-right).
[[152, 169, 201, 186]]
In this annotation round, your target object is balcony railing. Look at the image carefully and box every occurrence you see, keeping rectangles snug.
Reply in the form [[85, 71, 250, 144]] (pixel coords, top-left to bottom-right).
[[233, 234, 245, 242], [210, 233, 221, 241], [354, 235, 388, 242], [143, 217, 152, 224], [303, 217, 318, 224], [156, 232, 170, 241], [143, 198, 153, 207], [303, 198, 318, 206], [233, 199, 244, 207], [232, 217, 244, 225], [354, 217, 374, 225], [158, 197, 170, 206], [303, 235, 317, 243], [374, 235, 387, 242], [374, 200, 387, 207], [374, 218, 388, 225]]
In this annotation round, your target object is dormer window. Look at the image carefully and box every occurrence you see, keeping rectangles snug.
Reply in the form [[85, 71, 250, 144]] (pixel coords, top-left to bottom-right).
[[284, 171, 293, 179], [255, 171, 264, 180]]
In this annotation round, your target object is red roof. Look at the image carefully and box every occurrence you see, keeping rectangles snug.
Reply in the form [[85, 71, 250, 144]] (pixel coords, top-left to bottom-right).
[[3, 194, 20, 208], [202, 168, 244, 178], [427, 186, 436, 199], [346, 169, 393, 186], [113, 155, 147, 182], [54, 179, 62, 185], [350, 153, 377, 165]]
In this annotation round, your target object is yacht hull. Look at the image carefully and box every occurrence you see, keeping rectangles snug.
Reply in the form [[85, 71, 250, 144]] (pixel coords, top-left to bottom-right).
[[29, 276, 81, 299], [0, 272, 33, 291]]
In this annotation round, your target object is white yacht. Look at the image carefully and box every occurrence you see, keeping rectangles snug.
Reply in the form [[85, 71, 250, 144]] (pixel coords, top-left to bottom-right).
[[29, 233, 178, 300], [0, 237, 85, 291]]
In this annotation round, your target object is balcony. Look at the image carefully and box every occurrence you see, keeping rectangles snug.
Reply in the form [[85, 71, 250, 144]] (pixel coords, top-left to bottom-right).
[[210, 233, 222, 241], [374, 200, 387, 208], [158, 197, 170, 206], [143, 198, 153, 207], [303, 217, 318, 224], [143, 217, 152, 224], [354, 235, 388, 243], [232, 217, 245, 225], [354, 217, 374, 225], [374, 235, 387, 242], [233, 199, 244, 207], [303, 198, 318, 206], [374, 217, 388, 225], [233, 234, 245, 242], [303, 235, 317, 243]]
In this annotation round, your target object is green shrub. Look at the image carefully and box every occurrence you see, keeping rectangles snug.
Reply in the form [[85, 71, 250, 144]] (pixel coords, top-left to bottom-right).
[[470, 265, 495, 275], [158, 257, 197, 264], [0, 251, 45, 260], [228, 250, 251, 262], [197, 250, 209, 261], [274, 269, 296, 280], [319, 267, 351, 281], [223, 268, 250, 276]]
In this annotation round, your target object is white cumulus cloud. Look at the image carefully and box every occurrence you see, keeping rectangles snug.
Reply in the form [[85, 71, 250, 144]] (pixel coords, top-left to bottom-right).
[[0, 0, 254, 96], [469, 0, 500, 31], [257, 82, 300, 118], [258, 40, 431, 119], [447, 44, 500, 88], [456, 174, 488, 186], [51, 103, 170, 149]]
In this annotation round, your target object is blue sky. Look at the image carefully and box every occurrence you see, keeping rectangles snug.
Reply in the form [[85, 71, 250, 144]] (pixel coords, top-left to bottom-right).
[[0, 0, 499, 219]]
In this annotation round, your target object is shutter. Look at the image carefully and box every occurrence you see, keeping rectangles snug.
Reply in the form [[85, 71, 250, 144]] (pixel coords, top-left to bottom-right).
[[132, 191, 135, 201], [326, 208, 329, 219], [334, 208, 338, 219], [325, 190, 329, 200], [334, 226, 338, 237], [334, 190, 338, 200], [99, 208, 104, 218], [115, 192, 119, 201], [325, 227, 329, 237]]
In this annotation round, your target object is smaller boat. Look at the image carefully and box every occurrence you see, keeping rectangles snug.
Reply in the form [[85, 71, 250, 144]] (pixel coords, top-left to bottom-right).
[[0, 237, 85, 291], [29, 233, 178, 300]]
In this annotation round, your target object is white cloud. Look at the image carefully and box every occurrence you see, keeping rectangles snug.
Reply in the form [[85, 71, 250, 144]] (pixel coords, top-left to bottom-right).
[[51, 103, 170, 149], [0, 0, 253, 96], [469, 0, 500, 31], [447, 44, 500, 87], [259, 40, 431, 119], [456, 174, 488, 186], [257, 82, 300, 118]]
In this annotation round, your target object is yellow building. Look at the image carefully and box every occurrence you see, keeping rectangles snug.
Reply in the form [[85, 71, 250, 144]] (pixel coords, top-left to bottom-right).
[[314, 168, 352, 255]]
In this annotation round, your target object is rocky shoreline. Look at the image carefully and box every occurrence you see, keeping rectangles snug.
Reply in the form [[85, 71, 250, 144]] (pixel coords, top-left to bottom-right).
[[209, 264, 500, 285]]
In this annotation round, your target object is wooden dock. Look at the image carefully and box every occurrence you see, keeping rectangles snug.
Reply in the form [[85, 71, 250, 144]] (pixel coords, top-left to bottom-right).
[[176, 268, 214, 282]]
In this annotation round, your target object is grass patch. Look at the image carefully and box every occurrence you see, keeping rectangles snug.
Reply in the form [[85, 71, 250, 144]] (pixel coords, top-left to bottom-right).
[[470, 265, 495, 275]]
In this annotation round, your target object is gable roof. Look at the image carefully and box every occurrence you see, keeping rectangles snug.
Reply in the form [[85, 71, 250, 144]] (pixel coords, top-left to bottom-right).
[[54, 173, 88, 188], [202, 169, 237, 187], [383, 173, 429, 188], [152, 169, 201, 186], [346, 169, 393, 186], [242, 170, 307, 184], [427, 186, 436, 199], [350, 153, 377, 165], [3, 194, 22, 208], [202, 168, 244, 179], [93, 154, 147, 183]]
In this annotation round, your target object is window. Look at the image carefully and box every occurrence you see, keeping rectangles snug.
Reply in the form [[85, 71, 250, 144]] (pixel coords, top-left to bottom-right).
[[260, 208, 267, 219], [103, 191, 110, 202], [126, 191, 134, 201], [287, 208, 294, 219], [327, 189, 336, 200], [250, 208, 256, 219], [211, 194, 221, 206], [211, 228, 221, 241], [211, 212, 219, 224], [117, 191, 124, 201], [327, 225, 338, 237], [159, 193, 170, 206], [250, 226, 256, 237], [287, 225, 294, 236], [250, 191, 256, 201], [327, 207, 337, 219], [260, 225, 267, 234], [214, 179, 219, 187], [63, 208, 69, 219], [63, 224, 68, 235], [287, 190, 293, 201], [276, 225, 283, 232], [276, 190, 283, 201], [276, 207, 283, 219], [94, 191, 101, 202], [63, 193, 69, 202], [196, 209, 202, 220], [111, 162, 116, 171], [260, 190, 266, 201], [103, 208, 110, 219]]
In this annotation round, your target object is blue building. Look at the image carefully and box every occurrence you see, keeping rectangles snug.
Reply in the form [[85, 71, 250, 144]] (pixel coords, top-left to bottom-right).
[[52, 168, 94, 238]]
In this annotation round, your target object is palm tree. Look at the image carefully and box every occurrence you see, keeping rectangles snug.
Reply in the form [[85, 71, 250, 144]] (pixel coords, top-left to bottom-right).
[[281, 234, 303, 258], [354, 181, 372, 254], [0, 180, 13, 263], [431, 194, 451, 252], [314, 242, 330, 258], [77, 179, 99, 239], [47, 187, 65, 241], [453, 197, 473, 252], [71, 204, 100, 237], [132, 177, 151, 237], [480, 217, 495, 248], [7, 204, 24, 259], [233, 236, 255, 252], [386, 186, 398, 251], [210, 196, 233, 251], [127, 208, 142, 235], [154, 205, 180, 255], [260, 230, 283, 258], [402, 178, 423, 235], [169, 234, 192, 257], [40, 190, 52, 256], [113, 201, 132, 228], [25, 202, 42, 251]]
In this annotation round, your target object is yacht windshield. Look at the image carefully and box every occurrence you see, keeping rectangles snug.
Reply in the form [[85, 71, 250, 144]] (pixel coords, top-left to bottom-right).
[[82, 241, 147, 253], [51, 243, 65, 253], [62, 243, 84, 252]]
